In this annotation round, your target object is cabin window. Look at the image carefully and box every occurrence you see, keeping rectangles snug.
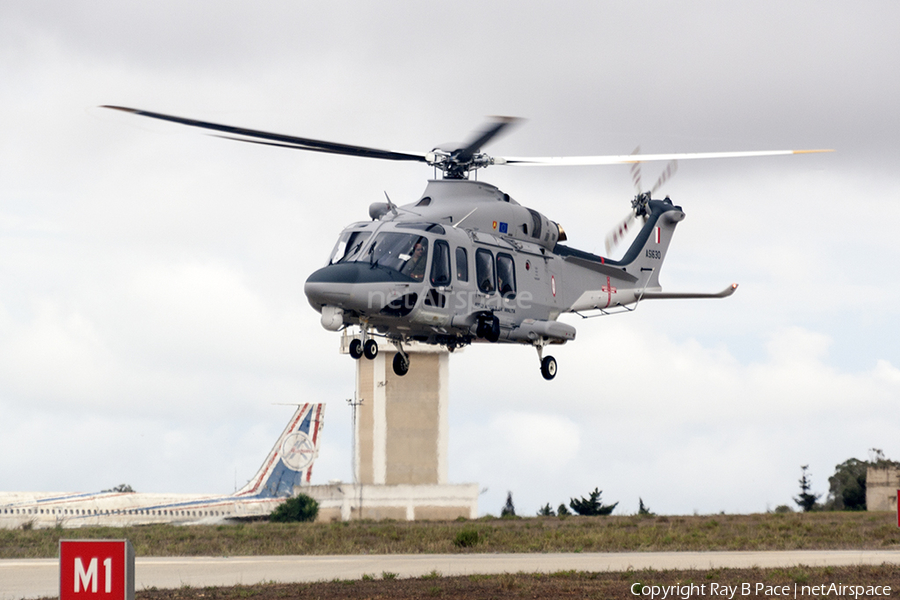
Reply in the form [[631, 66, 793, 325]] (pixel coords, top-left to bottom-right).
[[476, 249, 496, 294], [455, 247, 468, 282], [497, 253, 517, 299], [430, 240, 451, 287], [328, 230, 371, 265]]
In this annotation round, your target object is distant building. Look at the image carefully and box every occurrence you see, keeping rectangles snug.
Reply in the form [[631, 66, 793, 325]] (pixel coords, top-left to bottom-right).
[[865, 465, 899, 512]]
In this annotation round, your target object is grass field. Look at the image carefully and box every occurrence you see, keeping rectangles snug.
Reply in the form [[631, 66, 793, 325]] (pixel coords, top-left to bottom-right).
[[4, 511, 899, 559]]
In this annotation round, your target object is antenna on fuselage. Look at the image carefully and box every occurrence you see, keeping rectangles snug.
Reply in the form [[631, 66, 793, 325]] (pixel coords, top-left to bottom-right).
[[453, 207, 478, 229], [383, 191, 399, 216]]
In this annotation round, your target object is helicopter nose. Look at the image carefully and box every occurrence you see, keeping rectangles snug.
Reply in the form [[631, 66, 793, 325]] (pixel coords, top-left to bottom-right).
[[304, 265, 354, 308], [304, 262, 416, 312]]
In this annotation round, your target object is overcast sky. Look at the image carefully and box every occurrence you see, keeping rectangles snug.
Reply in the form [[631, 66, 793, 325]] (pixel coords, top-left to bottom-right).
[[2, 1, 899, 517]]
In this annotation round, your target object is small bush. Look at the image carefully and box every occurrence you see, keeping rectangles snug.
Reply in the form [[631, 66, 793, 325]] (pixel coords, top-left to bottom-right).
[[501, 492, 516, 518], [638, 498, 654, 516], [270, 494, 319, 523], [569, 488, 617, 516], [454, 529, 480, 548]]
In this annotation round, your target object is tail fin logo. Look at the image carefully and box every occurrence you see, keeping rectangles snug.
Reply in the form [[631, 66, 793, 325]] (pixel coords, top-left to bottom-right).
[[281, 431, 317, 470], [654, 226, 660, 244]]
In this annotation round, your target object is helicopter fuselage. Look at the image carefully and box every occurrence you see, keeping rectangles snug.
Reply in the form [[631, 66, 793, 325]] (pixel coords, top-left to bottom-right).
[[304, 179, 683, 359]]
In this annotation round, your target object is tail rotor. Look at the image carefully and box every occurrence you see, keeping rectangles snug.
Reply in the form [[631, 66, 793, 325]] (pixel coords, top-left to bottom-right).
[[605, 151, 678, 255]]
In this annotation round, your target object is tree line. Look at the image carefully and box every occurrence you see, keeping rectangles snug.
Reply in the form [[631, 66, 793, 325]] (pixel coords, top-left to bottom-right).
[[790, 448, 898, 512]]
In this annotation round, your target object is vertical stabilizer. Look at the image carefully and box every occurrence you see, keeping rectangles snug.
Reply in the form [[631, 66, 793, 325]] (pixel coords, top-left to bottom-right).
[[614, 198, 685, 290], [234, 403, 325, 498]]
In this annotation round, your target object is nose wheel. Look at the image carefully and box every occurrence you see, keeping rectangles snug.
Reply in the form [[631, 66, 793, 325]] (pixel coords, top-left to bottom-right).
[[349, 333, 379, 360]]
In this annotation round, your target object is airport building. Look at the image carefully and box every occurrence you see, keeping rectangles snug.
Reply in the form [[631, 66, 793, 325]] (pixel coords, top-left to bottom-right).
[[865, 465, 900, 512]]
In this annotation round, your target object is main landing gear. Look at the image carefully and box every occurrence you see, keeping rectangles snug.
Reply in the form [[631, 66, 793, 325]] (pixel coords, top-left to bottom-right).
[[391, 340, 410, 377], [534, 342, 557, 381], [475, 313, 501, 343], [540, 355, 558, 380]]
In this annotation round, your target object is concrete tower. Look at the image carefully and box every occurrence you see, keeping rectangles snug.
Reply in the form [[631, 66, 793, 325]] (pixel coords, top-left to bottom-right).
[[308, 332, 478, 521]]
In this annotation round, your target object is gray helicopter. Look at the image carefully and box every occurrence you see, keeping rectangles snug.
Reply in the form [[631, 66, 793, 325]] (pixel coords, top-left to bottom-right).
[[104, 107, 829, 379]]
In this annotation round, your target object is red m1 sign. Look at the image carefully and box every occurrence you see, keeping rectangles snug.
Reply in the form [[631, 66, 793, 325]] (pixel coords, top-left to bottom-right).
[[60, 539, 134, 600]]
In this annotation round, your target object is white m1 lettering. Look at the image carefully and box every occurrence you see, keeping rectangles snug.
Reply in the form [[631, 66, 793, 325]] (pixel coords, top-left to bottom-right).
[[74, 557, 113, 593]]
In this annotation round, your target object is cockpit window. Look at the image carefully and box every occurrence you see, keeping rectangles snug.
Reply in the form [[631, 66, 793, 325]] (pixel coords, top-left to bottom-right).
[[329, 230, 371, 265], [368, 232, 429, 280]]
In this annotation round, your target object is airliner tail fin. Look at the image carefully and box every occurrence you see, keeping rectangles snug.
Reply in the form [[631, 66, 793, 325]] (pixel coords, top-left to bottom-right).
[[234, 403, 325, 498]]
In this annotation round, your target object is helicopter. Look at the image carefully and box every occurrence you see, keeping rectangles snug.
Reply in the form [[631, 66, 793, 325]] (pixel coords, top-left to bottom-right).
[[103, 106, 830, 380]]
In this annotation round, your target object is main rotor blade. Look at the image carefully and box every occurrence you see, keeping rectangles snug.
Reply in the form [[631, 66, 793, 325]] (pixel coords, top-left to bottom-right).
[[452, 116, 521, 163], [102, 105, 428, 163], [495, 148, 834, 166]]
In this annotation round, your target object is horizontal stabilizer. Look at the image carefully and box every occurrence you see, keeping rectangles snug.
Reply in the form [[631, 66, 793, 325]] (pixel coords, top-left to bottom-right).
[[641, 283, 738, 300]]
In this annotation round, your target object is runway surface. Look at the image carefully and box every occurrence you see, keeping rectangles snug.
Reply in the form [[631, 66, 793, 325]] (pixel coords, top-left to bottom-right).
[[4, 550, 900, 599]]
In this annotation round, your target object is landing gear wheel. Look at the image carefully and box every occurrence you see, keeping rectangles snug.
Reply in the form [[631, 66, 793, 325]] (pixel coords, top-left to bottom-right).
[[475, 316, 489, 339], [477, 314, 501, 342], [349, 338, 363, 359], [540, 355, 557, 380], [363, 339, 379, 360], [486, 316, 501, 343], [392, 352, 410, 376]]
